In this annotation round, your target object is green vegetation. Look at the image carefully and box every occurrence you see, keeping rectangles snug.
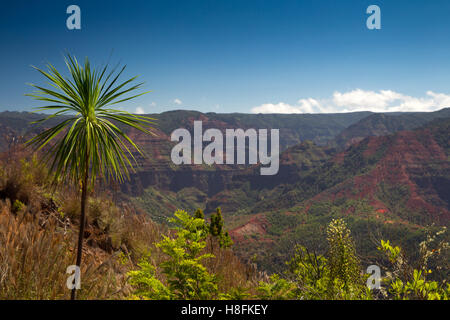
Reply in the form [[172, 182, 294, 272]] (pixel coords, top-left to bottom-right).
[[127, 212, 449, 300], [128, 210, 218, 299], [0, 155, 258, 299], [333, 109, 450, 149], [132, 186, 207, 223], [0, 154, 447, 299], [209, 208, 233, 248], [26, 54, 155, 299], [1, 98, 449, 300], [378, 232, 449, 300], [0, 155, 130, 299]]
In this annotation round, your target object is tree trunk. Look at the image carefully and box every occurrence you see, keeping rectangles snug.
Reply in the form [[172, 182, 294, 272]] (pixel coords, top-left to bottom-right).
[[71, 155, 89, 300]]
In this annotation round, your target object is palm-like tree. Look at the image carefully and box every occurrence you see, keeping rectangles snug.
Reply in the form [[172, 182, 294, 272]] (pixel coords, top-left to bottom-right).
[[26, 55, 155, 300]]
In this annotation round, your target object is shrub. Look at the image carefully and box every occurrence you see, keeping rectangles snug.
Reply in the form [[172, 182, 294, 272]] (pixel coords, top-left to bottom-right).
[[255, 274, 296, 300], [286, 245, 329, 299], [128, 210, 218, 300], [326, 218, 364, 297], [378, 227, 449, 300], [209, 207, 233, 249]]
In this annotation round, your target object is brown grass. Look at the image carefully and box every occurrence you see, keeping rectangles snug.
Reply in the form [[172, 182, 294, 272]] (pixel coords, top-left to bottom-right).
[[0, 203, 128, 299], [0, 149, 263, 299]]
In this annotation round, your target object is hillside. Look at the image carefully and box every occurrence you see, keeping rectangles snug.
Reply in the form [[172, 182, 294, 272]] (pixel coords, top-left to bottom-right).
[[0, 152, 262, 299], [0, 109, 448, 273], [332, 108, 450, 149], [0, 109, 370, 221], [0, 110, 371, 152], [227, 118, 450, 271]]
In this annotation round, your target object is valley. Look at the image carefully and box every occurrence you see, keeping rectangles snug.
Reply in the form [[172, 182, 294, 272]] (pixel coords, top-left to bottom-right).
[[1, 108, 449, 273]]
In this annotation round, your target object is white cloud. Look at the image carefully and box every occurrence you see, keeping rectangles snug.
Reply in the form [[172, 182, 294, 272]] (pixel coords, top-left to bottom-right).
[[251, 89, 450, 114], [426, 91, 450, 107], [332, 89, 403, 110], [252, 99, 322, 114], [174, 98, 182, 105], [135, 106, 145, 114], [297, 98, 322, 113], [252, 102, 306, 114]]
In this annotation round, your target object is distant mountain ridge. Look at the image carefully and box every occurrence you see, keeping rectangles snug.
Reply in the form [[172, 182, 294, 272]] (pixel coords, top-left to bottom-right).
[[332, 108, 450, 149], [0, 109, 371, 152]]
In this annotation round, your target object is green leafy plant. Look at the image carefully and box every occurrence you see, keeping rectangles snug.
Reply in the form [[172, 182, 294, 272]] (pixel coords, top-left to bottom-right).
[[378, 228, 449, 300], [286, 245, 329, 299], [326, 218, 363, 296], [128, 257, 173, 300], [255, 274, 296, 300], [12, 199, 25, 214], [282, 219, 369, 300], [193, 208, 209, 234], [209, 207, 233, 249], [26, 54, 155, 299], [128, 210, 218, 300]]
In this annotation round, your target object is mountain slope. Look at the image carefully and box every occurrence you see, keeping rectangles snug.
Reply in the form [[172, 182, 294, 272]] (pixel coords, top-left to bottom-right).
[[332, 108, 450, 149], [1, 110, 448, 273], [227, 118, 450, 271]]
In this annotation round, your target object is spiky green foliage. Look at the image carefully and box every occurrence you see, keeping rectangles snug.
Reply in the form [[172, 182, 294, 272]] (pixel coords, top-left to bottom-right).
[[209, 207, 233, 248], [26, 54, 155, 186], [326, 218, 362, 291], [194, 208, 205, 220], [25, 54, 155, 299], [209, 208, 224, 237], [193, 208, 208, 234], [279, 220, 370, 300]]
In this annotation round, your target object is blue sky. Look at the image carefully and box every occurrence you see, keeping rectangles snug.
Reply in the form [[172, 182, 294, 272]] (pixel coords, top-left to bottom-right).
[[1, 0, 450, 114]]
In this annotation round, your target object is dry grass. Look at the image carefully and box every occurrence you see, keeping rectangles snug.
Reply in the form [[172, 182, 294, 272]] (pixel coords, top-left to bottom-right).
[[0, 203, 128, 299], [0, 152, 129, 299], [202, 238, 263, 294], [0, 150, 263, 299]]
